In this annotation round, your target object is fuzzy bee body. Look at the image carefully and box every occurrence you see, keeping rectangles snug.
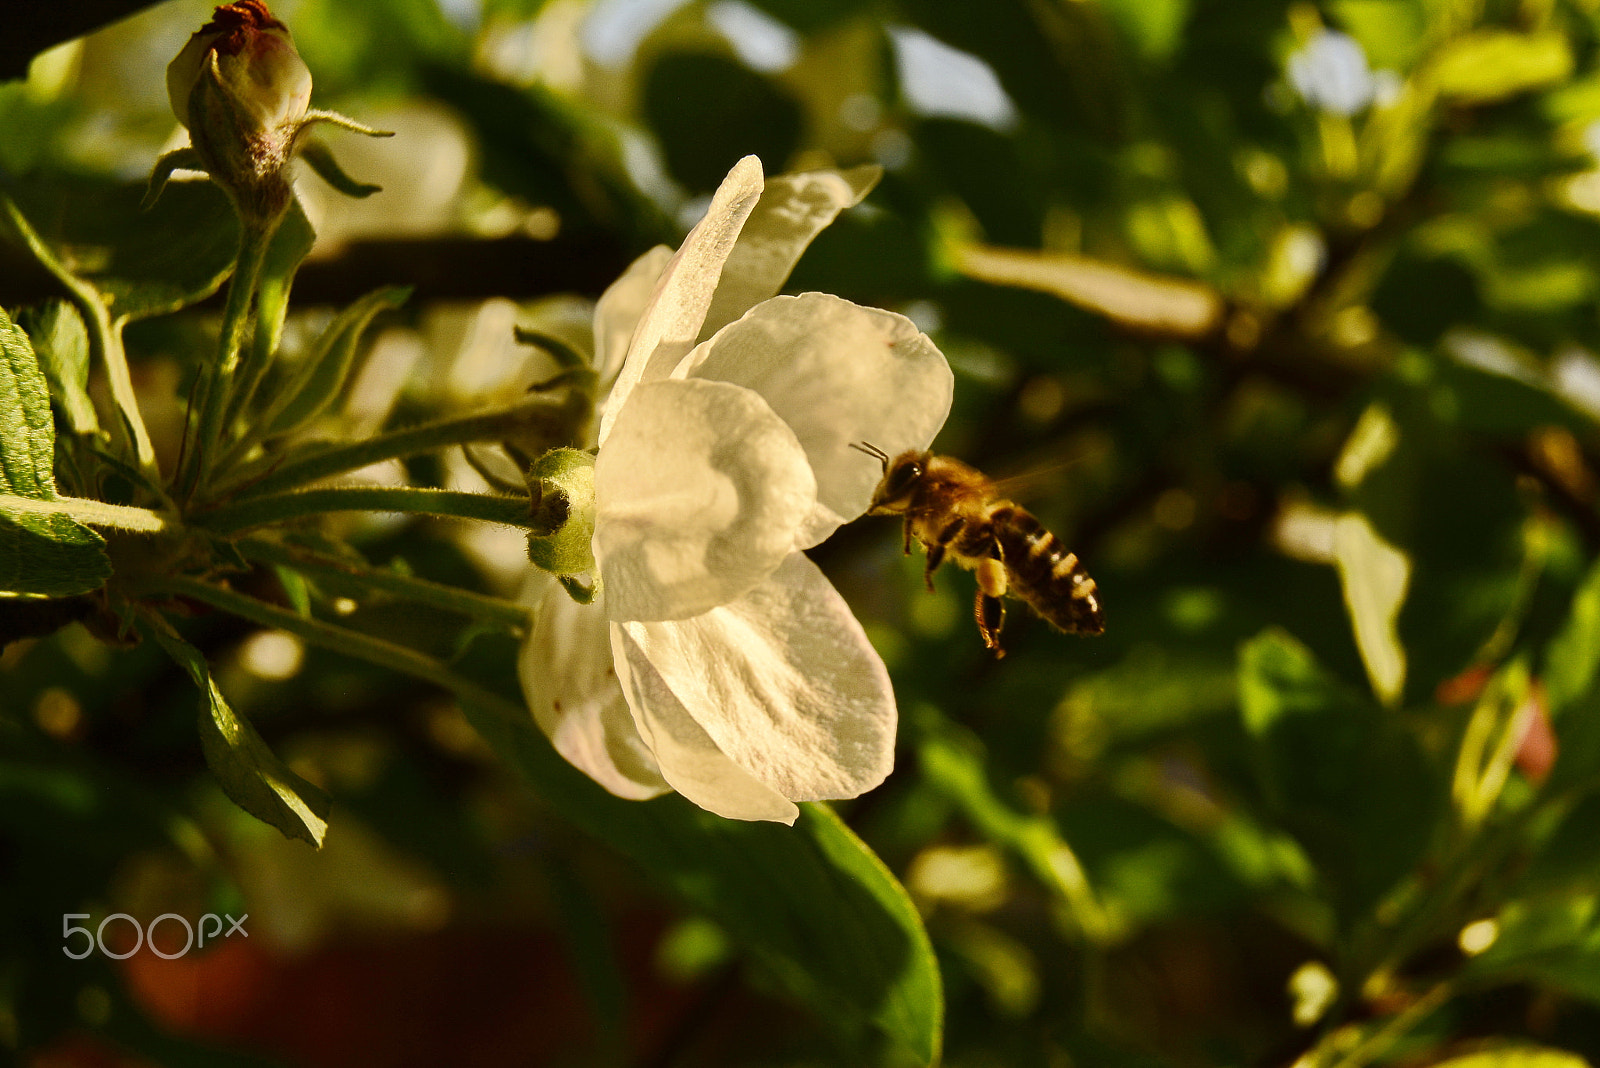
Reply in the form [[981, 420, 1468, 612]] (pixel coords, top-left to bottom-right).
[[858, 446, 1104, 654]]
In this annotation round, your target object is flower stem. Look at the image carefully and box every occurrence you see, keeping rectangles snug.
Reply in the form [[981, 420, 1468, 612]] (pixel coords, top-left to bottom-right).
[[217, 393, 586, 499], [1317, 980, 1455, 1068], [177, 220, 274, 502], [160, 575, 525, 718], [0, 492, 178, 534], [191, 485, 533, 535], [236, 536, 531, 630]]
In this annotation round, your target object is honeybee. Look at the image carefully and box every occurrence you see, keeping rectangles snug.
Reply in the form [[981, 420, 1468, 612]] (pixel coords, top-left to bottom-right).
[[854, 443, 1104, 654]]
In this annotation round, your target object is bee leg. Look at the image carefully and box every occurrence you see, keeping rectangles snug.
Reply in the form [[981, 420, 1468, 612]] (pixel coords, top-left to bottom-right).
[[901, 517, 915, 556], [973, 557, 1009, 656], [975, 591, 1006, 657], [924, 517, 964, 591], [923, 544, 945, 591]]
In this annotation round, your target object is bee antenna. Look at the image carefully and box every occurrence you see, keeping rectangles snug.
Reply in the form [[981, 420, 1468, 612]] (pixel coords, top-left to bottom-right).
[[849, 441, 890, 472]]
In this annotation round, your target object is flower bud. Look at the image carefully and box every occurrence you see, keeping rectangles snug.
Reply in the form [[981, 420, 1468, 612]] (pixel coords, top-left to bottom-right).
[[166, 1, 312, 222]]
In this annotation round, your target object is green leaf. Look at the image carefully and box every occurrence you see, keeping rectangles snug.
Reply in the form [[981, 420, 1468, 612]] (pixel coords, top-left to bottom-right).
[[1430, 32, 1573, 106], [142, 616, 331, 847], [0, 306, 111, 597], [1331, 0, 1426, 71], [2, 175, 239, 322], [16, 300, 97, 437], [257, 285, 411, 440], [1430, 1048, 1594, 1068], [1543, 556, 1600, 713], [1466, 892, 1600, 1008], [1451, 659, 1533, 830], [457, 697, 943, 1064], [917, 720, 1109, 937], [1332, 511, 1411, 707], [1238, 629, 1435, 922], [1098, 0, 1190, 62]]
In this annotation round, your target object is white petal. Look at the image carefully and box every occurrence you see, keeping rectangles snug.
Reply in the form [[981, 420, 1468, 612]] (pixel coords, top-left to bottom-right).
[[612, 626, 799, 823], [593, 245, 674, 389], [595, 378, 815, 622], [599, 156, 764, 444], [696, 166, 880, 343], [619, 553, 896, 802], [517, 574, 670, 800], [679, 293, 953, 547]]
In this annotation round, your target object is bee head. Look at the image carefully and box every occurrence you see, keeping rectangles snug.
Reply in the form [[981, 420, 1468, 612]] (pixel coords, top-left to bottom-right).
[[853, 442, 929, 515]]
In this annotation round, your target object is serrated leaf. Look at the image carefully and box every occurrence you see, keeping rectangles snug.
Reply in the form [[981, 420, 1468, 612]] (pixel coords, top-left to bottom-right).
[[257, 286, 411, 440], [0, 306, 111, 597], [16, 300, 98, 436], [458, 696, 942, 1064], [143, 617, 330, 847]]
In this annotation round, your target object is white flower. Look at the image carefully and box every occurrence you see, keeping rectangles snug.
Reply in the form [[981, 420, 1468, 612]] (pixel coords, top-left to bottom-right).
[[518, 156, 953, 824], [1287, 29, 1396, 117]]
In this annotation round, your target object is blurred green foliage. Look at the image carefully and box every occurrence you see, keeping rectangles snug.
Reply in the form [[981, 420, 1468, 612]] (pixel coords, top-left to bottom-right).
[[11, 0, 1600, 1065]]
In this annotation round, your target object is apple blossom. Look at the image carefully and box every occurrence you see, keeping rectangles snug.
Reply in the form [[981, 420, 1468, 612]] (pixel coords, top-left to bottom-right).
[[519, 156, 954, 823]]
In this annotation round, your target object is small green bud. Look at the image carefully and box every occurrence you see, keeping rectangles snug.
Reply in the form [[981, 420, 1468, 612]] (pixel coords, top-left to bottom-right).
[[526, 448, 598, 595]]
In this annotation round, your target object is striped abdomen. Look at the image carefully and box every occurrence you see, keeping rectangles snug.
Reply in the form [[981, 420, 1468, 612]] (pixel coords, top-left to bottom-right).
[[991, 505, 1104, 635]]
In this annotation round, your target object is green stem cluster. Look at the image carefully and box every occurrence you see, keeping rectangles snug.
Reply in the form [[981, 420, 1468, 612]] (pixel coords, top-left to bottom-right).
[[237, 536, 531, 630], [194, 485, 538, 535], [177, 220, 274, 501], [165, 575, 525, 718]]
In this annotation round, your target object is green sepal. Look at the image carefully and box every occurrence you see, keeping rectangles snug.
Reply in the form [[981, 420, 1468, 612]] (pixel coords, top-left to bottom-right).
[[302, 108, 396, 138], [256, 285, 412, 440], [558, 574, 598, 604], [526, 446, 596, 582], [253, 198, 317, 371], [513, 327, 589, 370], [298, 140, 383, 199], [141, 147, 207, 211]]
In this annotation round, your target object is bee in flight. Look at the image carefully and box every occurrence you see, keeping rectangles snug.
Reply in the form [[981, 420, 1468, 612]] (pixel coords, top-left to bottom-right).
[[853, 443, 1104, 655]]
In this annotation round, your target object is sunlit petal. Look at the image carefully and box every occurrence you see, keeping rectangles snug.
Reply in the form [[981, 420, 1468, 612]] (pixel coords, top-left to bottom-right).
[[594, 378, 815, 622], [593, 245, 674, 388], [518, 575, 670, 800], [696, 166, 880, 343], [599, 155, 764, 444], [680, 293, 953, 547], [612, 626, 799, 823], [620, 553, 896, 802]]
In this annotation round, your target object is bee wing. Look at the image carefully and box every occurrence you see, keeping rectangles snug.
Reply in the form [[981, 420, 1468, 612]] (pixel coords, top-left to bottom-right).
[[986, 452, 1091, 503]]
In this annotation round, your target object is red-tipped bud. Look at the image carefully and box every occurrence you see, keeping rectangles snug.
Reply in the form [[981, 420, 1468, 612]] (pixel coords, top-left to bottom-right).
[[165, 2, 311, 222], [168, 2, 310, 135]]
